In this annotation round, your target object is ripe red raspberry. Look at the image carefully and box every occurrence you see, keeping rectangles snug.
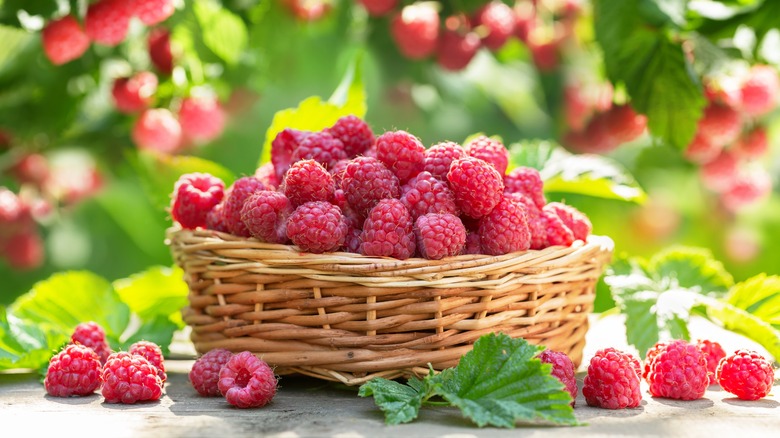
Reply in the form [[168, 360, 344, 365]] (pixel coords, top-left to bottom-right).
[[422, 141, 466, 180], [437, 27, 481, 72], [414, 213, 466, 260], [240, 191, 292, 244], [700, 150, 740, 193], [129, 340, 167, 382], [41, 15, 90, 65], [602, 104, 647, 144], [391, 3, 440, 60], [282, 0, 331, 21], [360, 199, 415, 259], [733, 126, 768, 160], [541, 209, 574, 248], [179, 94, 226, 145], [71, 321, 112, 364], [583, 348, 642, 409], [697, 102, 742, 147], [148, 27, 174, 75], [506, 193, 545, 250], [291, 131, 347, 171], [400, 171, 458, 219], [111, 72, 158, 114], [0, 187, 23, 225], [503, 167, 546, 209], [740, 65, 779, 117], [131, 0, 175, 25], [545, 202, 591, 242], [472, 1, 515, 51], [206, 202, 229, 233], [562, 121, 617, 154], [464, 135, 509, 175], [716, 350, 775, 400], [11, 153, 49, 188], [513, 0, 536, 43], [478, 196, 531, 255], [342, 213, 363, 253], [271, 128, 309, 182], [282, 159, 335, 207], [190, 349, 233, 397], [254, 162, 280, 189], [170, 172, 225, 230], [647, 339, 708, 400], [721, 169, 772, 212], [684, 132, 722, 165], [642, 340, 672, 381], [358, 0, 397, 17], [528, 38, 559, 72], [218, 351, 278, 408], [85, 0, 132, 46], [447, 157, 504, 219], [376, 130, 425, 183], [704, 76, 742, 108], [132, 108, 183, 153], [44, 344, 102, 397], [102, 352, 163, 404], [223, 177, 269, 237], [328, 115, 374, 157], [2, 231, 44, 270], [463, 232, 481, 255], [341, 156, 401, 217], [538, 349, 577, 406], [696, 339, 727, 385], [286, 201, 347, 253]]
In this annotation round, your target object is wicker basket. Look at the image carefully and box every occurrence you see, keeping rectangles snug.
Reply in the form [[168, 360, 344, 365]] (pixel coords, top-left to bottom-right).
[[168, 227, 613, 386]]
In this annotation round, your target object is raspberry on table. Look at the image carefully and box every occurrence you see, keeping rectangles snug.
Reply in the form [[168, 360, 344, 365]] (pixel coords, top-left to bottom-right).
[[132, 108, 183, 154], [717, 349, 775, 400], [112, 72, 158, 114], [360, 199, 416, 260], [400, 171, 459, 219], [478, 196, 531, 255], [178, 94, 226, 145], [171, 173, 225, 230], [131, 0, 175, 26], [447, 157, 504, 219], [739, 65, 779, 117], [223, 176, 269, 237], [391, 3, 440, 60], [205, 202, 229, 233], [84, 0, 132, 46], [696, 339, 727, 385], [41, 15, 90, 65], [414, 213, 466, 260], [71, 321, 112, 364], [583, 347, 642, 409], [328, 115, 374, 157], [541, 209, 574, 248], [545, 202, 592, 242], [503, 167, 546, 209], [148, 27, 174, 75], [44, 344, 102, 397], [341, 156, 401, 218], [375, 130, 426, 183], [539, 349, 577, 406], [647, 339, 709, 400], [464, 135, 510, 175], [286, 201, 347, 254], [437, 28, 480, 72], [643, 340, 672, 381], [102, 352, 163, 404], [472, 1, 516, 51], [422, 141, 466, 180], [271, 128, 310, 182], [129, 340, 167, 383], [241, 191, 292, 244], [218, 351, 278, 408], [291, 131, 348, 171], [190, 349, 233, 397], [282, 159, 335, 207]]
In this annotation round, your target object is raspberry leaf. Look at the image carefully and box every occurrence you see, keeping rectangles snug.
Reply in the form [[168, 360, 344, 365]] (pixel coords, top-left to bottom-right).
[[648, 246, 734, 295], [0, 308, 67, 373], [193, 1, 248, 65], [725, 274, 780, 326], [358, 376, 427, 425], [114, 266, 188, 328]]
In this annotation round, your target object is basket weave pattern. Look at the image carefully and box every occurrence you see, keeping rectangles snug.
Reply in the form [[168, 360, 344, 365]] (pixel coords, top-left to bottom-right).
[[168, 228, 613, 386]]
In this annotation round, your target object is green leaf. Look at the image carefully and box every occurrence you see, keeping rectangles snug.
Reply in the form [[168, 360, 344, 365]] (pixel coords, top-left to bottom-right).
[[0, 25, 31, 71], [0, 307, 68, 371], [639, 0, 687, 27], [648, 246, 734, 296], [696, 297, 780, 363], [114, 266, 189, 328], [726, 274, 780, 328], [194, 1, 248, 65], [119, 315, 181, 356], [358, 377, 425, 425]]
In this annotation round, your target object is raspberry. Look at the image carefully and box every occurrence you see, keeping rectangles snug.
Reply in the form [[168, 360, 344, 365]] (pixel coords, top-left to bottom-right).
[[562, 121, 616, 154], [223, 177, 269, 237], [254, 162, 280, 189], [503, 167, 546, 209], [563, 85, 592, 132], [240, 191, 292, 244], [545, 202, 591, 242], [507, 193, 545, 250], [282, 159, 335, 207], [0, 187, 23, 225], [700, 150, 740, 193], [478, 196, 531, 255], [12, 153, 49, 187], [85, 0, 132, 46], [148, 27, 174, 75], [464, 135, 509, 175], [739, 65, 779, 117], [400, 171, 458, 220], [602, 105, 647, 144], [282, 0, 330, 21], [132, 108, 183, 154], [287, 201, 347, 253], [271, 128, 309, 182], [342, 214, 363, 254], [513, 0, 536, 43], [102, 352, 163, 404], [218, 351, 278, 408], [717, 350, 775, 400], [376, 130, 425, 183], [422, 141, 466, 180], [2, 231, 44, 270], [437, 27, 481, 72], [447, 157, 504, 219], [684, 133, 722, 165], [291, 131, 347, 171], [71, 321, 112, 364], [391, 3, 440, 60], [190, 349, 233, 397], [463, 232, 482, 255], [329, 159, 350, 189], [704, 76, 742, 108], [541, 209, 574, 247], [341, 156, 401, 218], [583, 348, 642, 409], [472, 1, 516, 51], [41, 16, 90, 65], [360, 199, 415, 259], [44, 344, 102, 397], [358, 0, 397, 17], [528, 38, 559, 72], [178, 94, 226, 145], [328, 115, 374, 157], [538, 350, 577, 406], [206, 202, 229, 233], [170, 172, 225, 230], [697, 103, 742, 147], [646, 339, 709, 400], [129, 340, 167, 382], [131, 0, 175, 25], [414, 213, 466, 260], [721, 169, 772, 211], [111, 72, 158, 114], [642, 340, 672, 381], [696, 339, 727, 385], [733, 126, 768, 160]]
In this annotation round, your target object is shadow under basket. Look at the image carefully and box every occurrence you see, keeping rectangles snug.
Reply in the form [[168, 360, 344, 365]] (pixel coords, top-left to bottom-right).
[[167, 228, 614, 386]]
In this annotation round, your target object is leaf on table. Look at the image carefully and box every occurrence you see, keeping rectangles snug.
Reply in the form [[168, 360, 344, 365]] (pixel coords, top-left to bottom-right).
[[114, 266, 189, 328], [358, 377, 426, 425]]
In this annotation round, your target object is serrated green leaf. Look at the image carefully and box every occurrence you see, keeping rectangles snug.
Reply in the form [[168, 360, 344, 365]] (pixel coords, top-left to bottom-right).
[[648, 246, 734, 295], [194, 1, 248, 65], [697, 297, 780, 363], [114, 266, 189, 328], [0, 307, 68, 371], [639, 0, 688, 27], [119, 315, 181, 356], [726, 274, 780, 328], [358, 377, 425, 425]]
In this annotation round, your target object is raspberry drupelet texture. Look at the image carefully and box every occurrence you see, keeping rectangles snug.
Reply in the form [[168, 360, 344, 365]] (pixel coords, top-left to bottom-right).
[[41, 16, 90, 65], [422, 141, 466, 180], [190, 348, 233, 397], [360, 199, 416, 260], [241, 191, 293, 244], [71, 321, 112, 364], [328, 115, 375, 157], [447, 157, 504, 219], [342, 213, 363, 254], [539, 349, 577, 406], [291, 131, 348, 171], [375, 130, 426, 183], [464, 135, 510, 175], [271, 128, 309, 182], [44, 344, 102, 397], [503, 167, 546, 209], [129, 340, 167, 382], [341, 156, 401, 218], [400, 171, 459, 219], [286, 201, 347, 254], [583, 348, 642, 409], [478, 196, 531, 255], [282, 159, 335, 207], [223, 176, 269, 237], [218, 351, 278, 408], [541, 209, 575, 247], [206, 202, 229, 233], [254, 162, 280, 189], [101, 352, 163, 404], [643, 341, 672, 381], [696, 339, 727, 385], [171, 173, 225, 230], [646, 339, 709, 400], [507, 193, 546, 250], [717, 349, 775, 400], [414, 213, 466, 260], [545, 202, 592, 242], [84, 0, 132, 46]]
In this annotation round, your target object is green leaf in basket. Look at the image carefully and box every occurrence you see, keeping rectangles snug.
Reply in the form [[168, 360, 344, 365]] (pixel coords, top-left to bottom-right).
[[358, 376, 427, 425], [114, 266, 189, 328]]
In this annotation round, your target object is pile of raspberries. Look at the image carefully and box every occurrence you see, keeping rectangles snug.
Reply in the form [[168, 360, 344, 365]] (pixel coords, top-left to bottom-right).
[[170, 115, 592, 259]]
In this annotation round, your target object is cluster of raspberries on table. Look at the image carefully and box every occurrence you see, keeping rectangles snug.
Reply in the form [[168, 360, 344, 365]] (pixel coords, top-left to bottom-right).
[[170, 115, 592, 259], [188, 349, 278, 408], [44, 322, 167, 404]]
